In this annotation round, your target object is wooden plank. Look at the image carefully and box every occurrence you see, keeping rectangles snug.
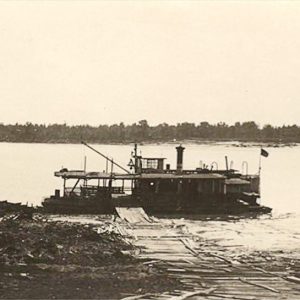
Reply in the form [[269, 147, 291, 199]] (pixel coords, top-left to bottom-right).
[[168, 288, 216, 300], [239, 277, 280, 293]]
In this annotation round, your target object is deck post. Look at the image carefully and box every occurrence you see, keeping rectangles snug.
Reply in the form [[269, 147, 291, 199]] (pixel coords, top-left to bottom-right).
[[63, 178, 66, 196]]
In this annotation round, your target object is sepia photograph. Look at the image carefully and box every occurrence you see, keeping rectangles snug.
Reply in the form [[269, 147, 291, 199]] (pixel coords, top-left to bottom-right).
[[0, 1, 299, 299]]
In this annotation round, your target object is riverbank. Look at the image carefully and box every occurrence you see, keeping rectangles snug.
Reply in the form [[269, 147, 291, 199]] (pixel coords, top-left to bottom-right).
[[0, 214, 182, 299]]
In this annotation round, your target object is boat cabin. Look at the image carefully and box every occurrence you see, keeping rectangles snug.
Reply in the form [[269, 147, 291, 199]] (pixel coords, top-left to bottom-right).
[[136, 173, 225, 195], [225, 178, 251, 194]]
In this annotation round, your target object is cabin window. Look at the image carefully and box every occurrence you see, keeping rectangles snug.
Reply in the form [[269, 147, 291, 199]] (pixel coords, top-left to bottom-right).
[[212, 180, 215, 193], [149, 180, 161, 193], [218, 181, 222, 193], [177, 180, 183, 194], [142, 159, 158, 169], [141, 180, 156, 193], [148, 160, 158, 169], [202, 180, 213, 193]]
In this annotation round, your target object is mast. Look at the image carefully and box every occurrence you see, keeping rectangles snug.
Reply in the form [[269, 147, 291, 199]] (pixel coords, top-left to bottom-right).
[[258, 146, 262, 176], [134, 143, 138, 173], [81, 141, 130, 174]]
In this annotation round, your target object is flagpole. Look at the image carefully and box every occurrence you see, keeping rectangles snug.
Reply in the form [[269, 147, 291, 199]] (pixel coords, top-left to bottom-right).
[[257, 146, 263, 198], [258, 146, 268, 198], [258, 146, 262, 176]]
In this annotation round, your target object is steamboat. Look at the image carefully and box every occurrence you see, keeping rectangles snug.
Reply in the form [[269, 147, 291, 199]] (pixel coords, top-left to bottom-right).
[[42, 143, 272, 215]]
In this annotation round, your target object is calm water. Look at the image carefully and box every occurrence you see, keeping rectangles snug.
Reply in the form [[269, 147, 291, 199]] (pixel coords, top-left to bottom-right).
[[0, 142, 299, 255]]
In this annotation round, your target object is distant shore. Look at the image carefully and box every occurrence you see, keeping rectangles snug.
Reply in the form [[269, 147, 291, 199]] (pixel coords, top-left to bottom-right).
[[1, 121, 300, 145]]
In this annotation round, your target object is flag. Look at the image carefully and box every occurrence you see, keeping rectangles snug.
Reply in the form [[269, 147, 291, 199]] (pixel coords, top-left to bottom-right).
[[261, 148, 269, 157]]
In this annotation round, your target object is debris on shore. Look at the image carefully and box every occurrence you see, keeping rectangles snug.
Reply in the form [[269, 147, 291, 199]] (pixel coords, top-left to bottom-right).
[[0, 213, 182, 299], [0, 200, 36, 218]]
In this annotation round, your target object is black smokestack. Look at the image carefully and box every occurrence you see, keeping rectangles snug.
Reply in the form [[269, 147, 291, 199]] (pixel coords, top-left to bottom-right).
[[176, 145, 185, 173]]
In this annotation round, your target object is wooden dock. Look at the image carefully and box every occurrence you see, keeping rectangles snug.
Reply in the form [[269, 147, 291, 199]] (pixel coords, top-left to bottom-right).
[[116, 207, 300, 300]]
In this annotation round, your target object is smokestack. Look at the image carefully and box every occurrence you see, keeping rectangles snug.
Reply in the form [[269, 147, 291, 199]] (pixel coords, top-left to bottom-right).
[[176, 145, 185, 173], [225, 156, 229, 172]]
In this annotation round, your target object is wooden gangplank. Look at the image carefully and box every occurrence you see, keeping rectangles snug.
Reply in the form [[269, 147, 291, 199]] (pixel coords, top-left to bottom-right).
[[117, 212, 300, 300], [115, 207, 153, 224]]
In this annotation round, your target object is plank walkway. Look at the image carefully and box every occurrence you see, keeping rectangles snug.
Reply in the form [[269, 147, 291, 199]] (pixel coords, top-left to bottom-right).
[[116, 208, 300, 300]]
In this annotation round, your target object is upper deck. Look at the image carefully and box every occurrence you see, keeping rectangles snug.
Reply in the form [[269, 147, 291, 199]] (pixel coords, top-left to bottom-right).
[[54, 169, 225, 181]]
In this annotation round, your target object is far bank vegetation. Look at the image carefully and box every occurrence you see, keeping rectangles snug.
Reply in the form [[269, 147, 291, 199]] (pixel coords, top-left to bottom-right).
[[0, 120, 299, 144]]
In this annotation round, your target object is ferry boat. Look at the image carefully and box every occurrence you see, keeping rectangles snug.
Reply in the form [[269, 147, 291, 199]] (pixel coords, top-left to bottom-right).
[[42, 143, 272, 215]]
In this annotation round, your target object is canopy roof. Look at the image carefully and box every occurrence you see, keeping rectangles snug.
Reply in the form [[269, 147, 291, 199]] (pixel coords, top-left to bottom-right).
[[55, 170, 225, 180], [138, 173, 225, 180]]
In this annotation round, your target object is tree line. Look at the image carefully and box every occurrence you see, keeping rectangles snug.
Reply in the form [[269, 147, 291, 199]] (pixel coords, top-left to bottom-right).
[[0, 120, 299, 143]]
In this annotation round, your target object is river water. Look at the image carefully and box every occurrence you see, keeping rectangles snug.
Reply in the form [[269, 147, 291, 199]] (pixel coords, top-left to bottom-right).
[[0, 142, 299, 256]]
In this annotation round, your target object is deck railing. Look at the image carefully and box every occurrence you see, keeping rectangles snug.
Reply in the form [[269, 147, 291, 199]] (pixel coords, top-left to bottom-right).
[[64, 185, 125, 196]]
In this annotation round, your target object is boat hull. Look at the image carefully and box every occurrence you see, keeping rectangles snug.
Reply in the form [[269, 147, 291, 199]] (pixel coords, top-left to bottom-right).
[[42, 194, 271, 215]]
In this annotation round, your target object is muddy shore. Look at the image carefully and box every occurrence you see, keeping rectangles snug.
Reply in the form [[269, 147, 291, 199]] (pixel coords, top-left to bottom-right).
[[0, 214, 182, 299]]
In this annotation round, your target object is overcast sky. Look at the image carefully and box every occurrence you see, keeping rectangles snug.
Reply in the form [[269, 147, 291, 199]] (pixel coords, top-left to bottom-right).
[[0, 1, 300, 126]]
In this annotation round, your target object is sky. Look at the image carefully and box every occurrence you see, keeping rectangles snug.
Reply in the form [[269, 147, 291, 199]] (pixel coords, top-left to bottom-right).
[[0, 1, 300, 127]]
